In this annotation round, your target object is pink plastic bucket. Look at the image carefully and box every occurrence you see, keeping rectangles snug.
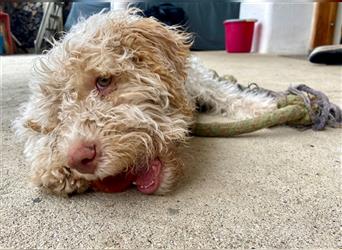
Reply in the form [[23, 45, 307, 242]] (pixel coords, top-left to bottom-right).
[[224, 19, 257, 53]]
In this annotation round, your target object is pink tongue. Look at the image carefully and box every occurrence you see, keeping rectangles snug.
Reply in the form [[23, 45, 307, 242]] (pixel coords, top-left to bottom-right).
[[136, 159, 162, 194]]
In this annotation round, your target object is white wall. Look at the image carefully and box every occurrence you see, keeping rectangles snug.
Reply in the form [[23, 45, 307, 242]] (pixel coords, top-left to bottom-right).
[[240, 3, 314, 54], [111, 0, 129, 10], [333, 3, 342, 44]]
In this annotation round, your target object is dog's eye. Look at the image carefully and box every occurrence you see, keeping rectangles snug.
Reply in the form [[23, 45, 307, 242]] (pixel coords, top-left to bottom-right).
[[96, 76, 112, 90]]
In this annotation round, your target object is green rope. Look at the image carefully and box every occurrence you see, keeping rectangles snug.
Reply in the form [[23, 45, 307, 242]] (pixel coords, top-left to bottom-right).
[[193, 104, 309, 137]]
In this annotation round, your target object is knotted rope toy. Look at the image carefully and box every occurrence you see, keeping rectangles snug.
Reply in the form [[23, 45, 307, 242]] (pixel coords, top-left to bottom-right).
[[192, 74, 342, 137]]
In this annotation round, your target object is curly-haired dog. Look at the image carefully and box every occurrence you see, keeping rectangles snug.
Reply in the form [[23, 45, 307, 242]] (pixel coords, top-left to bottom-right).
[[14, 9, 276, 195]]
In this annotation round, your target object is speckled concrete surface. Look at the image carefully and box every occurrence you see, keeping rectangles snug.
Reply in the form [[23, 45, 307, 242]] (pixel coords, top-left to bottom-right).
[[1, 52, 341, 249]]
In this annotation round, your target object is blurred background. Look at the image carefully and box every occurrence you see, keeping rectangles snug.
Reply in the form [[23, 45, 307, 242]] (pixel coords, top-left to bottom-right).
[[0, 0, 341, 57]]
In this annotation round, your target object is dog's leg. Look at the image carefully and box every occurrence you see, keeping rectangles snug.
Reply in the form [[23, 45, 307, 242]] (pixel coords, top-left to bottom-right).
[[31, 152, 88, 194], [186, 56, 277, 121], [31, 163, 89, 195]]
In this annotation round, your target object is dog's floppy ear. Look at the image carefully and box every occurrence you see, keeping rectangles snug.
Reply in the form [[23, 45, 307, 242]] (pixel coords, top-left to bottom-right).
[[126, 17, 191, 79], [14, 56, 63, 137], [122, 17, 193, 114], [15, 86, 60, 137]]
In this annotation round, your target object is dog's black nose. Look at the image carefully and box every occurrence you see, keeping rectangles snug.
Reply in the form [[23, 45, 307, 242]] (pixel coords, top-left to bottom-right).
[[68, 141, 98, 174]]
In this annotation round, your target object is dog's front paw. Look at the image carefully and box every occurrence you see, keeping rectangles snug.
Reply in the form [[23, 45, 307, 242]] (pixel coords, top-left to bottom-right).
[[31, 166, 89, 194]]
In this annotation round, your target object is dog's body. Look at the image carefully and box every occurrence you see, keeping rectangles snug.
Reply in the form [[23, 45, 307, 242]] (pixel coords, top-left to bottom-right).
[[15, 10, 276, 195]]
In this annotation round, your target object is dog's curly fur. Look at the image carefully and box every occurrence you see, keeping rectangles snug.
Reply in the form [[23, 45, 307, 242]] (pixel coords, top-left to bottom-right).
[[14, 9, 276, 195]]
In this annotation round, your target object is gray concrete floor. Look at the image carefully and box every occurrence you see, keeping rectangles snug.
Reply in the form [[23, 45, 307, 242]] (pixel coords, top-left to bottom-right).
[[1, 52, 341, 248]]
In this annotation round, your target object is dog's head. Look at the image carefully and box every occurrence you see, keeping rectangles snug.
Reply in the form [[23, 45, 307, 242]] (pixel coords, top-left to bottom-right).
[[15, 9, 193, 194]]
